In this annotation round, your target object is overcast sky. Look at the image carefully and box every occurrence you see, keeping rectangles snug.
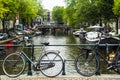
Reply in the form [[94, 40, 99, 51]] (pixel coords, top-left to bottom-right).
[[42, 0, 66, 11]]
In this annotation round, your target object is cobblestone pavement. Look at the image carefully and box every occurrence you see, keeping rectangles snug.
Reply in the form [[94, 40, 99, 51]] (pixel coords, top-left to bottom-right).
[[0, 74, 120, 80]]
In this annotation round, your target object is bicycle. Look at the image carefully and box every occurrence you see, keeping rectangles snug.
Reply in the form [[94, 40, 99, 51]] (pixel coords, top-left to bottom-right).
[[2, 40, 63, 78], [74, 43, 120, 77]]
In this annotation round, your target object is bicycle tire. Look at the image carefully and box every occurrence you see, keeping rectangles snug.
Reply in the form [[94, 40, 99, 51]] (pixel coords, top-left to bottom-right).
[[75, 52, 99, 77], [114, 54, 120, 74], [2, 52, 26, 78], [39, 52, 63, 77]]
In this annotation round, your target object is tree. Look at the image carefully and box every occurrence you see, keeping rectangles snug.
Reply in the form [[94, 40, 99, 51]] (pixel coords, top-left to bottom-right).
[[64, 0, 115, 28], [64, 0, 77, 27], [113, 0, 120, 16], [52, 6, 65, 24], [0, 0, 19, 32], [0, 0, 44, 30], [113, 0, 120, 33], [0, 0, 9, 18], [18, 0, 39, 25]]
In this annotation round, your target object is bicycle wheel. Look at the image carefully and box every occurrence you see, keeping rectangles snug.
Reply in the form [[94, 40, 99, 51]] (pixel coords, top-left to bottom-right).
[[114, 54, 120, 74], [2, 52, 26, 78], [75, 52, 99, 77], [39, 52, 63, 77]]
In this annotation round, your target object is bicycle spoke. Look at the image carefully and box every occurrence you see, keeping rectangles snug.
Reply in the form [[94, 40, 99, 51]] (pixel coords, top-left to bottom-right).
[[40, 52, 63, 77], [2, 53, 26, 78], [75, 52, 99, 77]]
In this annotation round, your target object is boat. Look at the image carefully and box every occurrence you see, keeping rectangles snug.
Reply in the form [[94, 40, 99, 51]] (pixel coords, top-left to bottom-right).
[[85, 25, 104, 43], [73, 28, 86, 37]]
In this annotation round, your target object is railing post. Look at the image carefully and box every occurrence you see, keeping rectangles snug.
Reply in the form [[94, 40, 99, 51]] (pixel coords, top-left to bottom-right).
[[27, 35, 33, 76], [31, 43, 34, 61], [62, 60, 66, 75]]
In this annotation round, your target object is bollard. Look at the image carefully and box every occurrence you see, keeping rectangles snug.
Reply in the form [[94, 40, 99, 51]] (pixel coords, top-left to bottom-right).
[[62, 60, 66, 75], [27, 39, 32, 76]]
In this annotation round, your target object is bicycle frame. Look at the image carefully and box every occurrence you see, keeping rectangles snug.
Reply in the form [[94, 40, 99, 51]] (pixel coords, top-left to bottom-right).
[[92, 44, 120, 66], [18, 44, 47, 65], [19, 43, 60, 65]]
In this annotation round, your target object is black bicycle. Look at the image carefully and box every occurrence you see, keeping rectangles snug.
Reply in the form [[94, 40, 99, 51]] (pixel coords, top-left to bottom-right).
[[74, 43, 120, 77]]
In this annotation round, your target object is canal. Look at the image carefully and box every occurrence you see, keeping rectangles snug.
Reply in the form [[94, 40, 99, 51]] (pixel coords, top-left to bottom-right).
[[33, 33, 83, 75], [0, 32, 116, 76], [33, 32, 116, 76]]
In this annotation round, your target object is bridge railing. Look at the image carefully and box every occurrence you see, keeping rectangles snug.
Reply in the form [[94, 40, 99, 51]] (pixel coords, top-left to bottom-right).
[[32, 43, 120, 75], [0, 43, 119, 76]]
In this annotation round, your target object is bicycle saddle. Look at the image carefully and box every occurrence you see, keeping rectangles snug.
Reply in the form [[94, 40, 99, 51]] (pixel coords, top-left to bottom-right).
[[82, 48, 92, 51], [78, 46, 92, 51], [41, 42, 49, 46]]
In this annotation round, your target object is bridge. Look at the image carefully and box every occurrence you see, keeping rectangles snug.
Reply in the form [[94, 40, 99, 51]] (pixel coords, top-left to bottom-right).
[[36, 24, 71, 34]]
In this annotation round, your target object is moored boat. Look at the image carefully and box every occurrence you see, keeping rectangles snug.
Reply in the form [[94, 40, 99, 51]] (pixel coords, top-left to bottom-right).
[[73, 28, 86, 37]]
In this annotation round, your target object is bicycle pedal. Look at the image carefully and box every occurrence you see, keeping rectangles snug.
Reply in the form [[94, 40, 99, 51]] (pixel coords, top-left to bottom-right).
[[107, 65, 113, 70], [32, 65, 41, 71]]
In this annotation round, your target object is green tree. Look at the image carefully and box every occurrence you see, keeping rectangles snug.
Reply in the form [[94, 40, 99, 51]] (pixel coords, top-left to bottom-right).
[[64, 0, 77, 27], [113, 0, 120, 33], [113, 0, 120, 16], [18, 0, 40, 25], [0, 0, 9, 18], [52, 6, 65, 24], [0, 0, 19, 32], [64, 0, 115, 28], [0, 0, 44, 30]]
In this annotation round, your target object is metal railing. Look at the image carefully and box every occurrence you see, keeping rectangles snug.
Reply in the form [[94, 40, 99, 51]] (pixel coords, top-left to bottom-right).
[[0, 43, 119, 76], [33, 43, 119, 75]]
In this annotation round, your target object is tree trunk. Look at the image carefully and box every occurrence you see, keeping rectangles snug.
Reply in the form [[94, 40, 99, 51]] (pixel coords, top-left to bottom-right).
[[2, 19, 5, 33], [117, 17, 120, 34], [99, 18, 102, 26], [116, 17, 118, 34]]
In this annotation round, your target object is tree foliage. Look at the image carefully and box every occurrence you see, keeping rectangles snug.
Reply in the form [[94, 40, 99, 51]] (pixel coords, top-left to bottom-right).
[[0, 0, 9, 18], [64, 0, 115, 27], [2, 0, 19, 19], [0, 0, 43, 23], [113, 0, 120, 16], [52, 6, 64, 24]]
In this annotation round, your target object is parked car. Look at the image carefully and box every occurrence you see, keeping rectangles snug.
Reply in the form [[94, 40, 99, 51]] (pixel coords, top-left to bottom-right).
[[35, 30, 42, 36], [15, 30, 24, 35], [24, 29, 33, 34], [8, 31, 16, 38], [0, 33, 8, 40], [15, 29, 27, 35]]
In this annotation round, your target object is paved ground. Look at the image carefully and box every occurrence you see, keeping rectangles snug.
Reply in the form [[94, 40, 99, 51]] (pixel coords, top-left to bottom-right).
[[0, 74, 120, 80]]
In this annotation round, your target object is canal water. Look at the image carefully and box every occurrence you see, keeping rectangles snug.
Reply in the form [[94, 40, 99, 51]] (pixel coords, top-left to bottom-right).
[[33, 33, 83, 75], [33, 33, 116, 75], [0, 32, 116, 76]]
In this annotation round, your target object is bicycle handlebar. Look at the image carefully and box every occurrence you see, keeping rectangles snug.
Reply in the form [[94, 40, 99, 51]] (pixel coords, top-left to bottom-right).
[[77, 46, 92, 51]]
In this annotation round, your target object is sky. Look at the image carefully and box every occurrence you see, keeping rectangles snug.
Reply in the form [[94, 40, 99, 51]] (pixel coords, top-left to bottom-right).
[[42, 0, 66, 11]]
